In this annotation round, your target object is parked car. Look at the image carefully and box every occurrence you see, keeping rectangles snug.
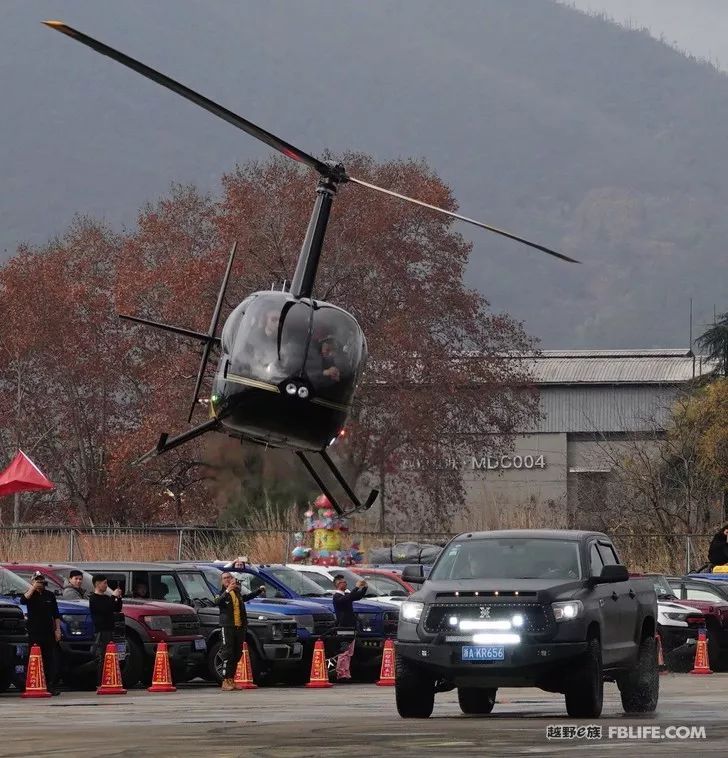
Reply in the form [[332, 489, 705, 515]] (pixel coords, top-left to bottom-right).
[[354, 568, 414, 600], [285, 564, 404, 607], [398, 529, 658, 719], [3, 562, 206, 687], [666, 574, 728, 670], [215, 563, 398, 680], [76, 562, 301, 685], [0, 600, 27, 692], [174, 561, 337, 677]]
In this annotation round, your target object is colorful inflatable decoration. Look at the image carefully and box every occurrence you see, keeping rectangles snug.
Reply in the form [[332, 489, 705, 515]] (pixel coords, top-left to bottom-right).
[[291, 494, 364, 566]]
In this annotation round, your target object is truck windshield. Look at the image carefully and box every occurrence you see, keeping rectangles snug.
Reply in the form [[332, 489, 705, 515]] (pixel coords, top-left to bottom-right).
[[430, 538, 582, 581], [266, 567, 328, 597], [0, 567, 30, 595]]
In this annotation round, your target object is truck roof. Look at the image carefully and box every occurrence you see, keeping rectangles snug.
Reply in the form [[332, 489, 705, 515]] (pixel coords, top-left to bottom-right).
[[451, 529, 611, 542], [74, 561, 185, 571]]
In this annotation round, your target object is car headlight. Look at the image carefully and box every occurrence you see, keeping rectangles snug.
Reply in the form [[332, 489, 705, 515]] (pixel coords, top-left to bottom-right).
[[296, 614, 314, 633], [143, 615, 173, 635], [60, 614, 86, 636], [664, 612, 690, 622], [401, 601, 424, 623], [552, 600, 583, 622]]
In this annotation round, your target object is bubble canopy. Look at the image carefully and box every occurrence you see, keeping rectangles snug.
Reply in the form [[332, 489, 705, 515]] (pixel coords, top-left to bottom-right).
[[213, 291, 367, 449]]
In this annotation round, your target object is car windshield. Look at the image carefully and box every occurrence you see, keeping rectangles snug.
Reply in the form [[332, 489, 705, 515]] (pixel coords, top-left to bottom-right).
[[0, 567, 30, 595], [178, 571, 216, 602], [651, 575, 676, 599], [266, 567, 328, 597], [362, 575, 408, 597], [429, 538, 582, 581]]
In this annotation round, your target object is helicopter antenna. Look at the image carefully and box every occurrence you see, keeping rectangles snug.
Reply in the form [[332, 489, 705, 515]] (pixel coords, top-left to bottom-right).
[[43, 20, 580, 267]]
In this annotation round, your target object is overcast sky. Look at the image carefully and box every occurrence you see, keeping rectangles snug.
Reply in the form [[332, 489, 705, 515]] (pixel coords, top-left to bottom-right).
[[566, 0, 728, 71]]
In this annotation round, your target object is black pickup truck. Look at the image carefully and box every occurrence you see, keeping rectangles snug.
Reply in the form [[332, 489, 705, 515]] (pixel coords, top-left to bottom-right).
[[397, 529, 658, 719], [0, 601, 27, 692]]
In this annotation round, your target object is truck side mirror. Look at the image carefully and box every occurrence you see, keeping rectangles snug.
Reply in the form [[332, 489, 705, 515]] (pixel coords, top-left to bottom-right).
[[402, 565, 425, 584], [592, 564, 629, 584]]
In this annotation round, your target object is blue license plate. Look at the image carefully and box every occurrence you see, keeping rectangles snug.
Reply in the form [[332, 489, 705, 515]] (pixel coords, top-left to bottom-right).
[[194, 638, 207, 651], [462, 645, 505, 661], [116, 642, 126, 660], [16, 644, 27, 657]]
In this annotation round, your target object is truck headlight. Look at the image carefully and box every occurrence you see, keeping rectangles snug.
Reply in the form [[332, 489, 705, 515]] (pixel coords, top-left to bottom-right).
[[143, 615, 173, 635], [552, 600, 583, 622], [401, 601, 424, 623], [271, 623, 284, 640], [296, 614, 314, 633], [61, 614, 86, 636], [664, 612, 690, 622]]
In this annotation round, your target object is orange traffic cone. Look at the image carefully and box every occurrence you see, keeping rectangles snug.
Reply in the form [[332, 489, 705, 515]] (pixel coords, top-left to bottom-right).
[[233, 642, 257, 690], [148, 641, 176, 693], [97, 642, 127, 694], [305, 639, 333, 688], [656, 634, 667, 675], [21, 644, 51, 699], [376, 639, 396, 686], [690, 628, 713, 675]]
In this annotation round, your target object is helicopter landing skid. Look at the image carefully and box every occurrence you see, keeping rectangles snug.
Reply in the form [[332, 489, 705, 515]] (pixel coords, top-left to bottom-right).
[[295, 451, 379, 517], [131, 418, 221, 465]]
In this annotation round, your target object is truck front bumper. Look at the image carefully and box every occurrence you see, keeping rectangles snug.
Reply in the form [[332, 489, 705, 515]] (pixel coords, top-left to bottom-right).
[[143, 639, 207, 670], [397, 640, 589, 686]]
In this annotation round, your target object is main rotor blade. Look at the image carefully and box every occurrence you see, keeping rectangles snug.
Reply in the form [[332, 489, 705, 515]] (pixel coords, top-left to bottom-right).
[[348, 176, 579, 263], [42, 20, 330, 176]]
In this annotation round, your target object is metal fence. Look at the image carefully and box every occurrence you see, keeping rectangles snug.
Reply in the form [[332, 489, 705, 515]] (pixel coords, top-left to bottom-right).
[[0, 526, 714, 575]]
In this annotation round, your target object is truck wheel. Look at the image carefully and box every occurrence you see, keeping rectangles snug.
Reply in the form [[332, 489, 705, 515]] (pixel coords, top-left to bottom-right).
[[121, 636, 144, 689], [208, 638, 263, 685], [565, 638, 603, 718], [395, 651, 435, 718], [458, 687, 496, 715], [618, 636, 658, 714]]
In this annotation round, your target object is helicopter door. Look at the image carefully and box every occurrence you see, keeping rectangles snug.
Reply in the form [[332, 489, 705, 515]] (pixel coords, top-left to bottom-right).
[[229, 292, 311, 387]]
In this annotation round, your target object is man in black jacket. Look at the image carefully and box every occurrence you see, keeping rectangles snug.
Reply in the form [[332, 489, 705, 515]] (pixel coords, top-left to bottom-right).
[[21, 571, 61, 695], [708, 525, 728, 568], [214, 571, 265, 690], [89, 574, 123, 685], [332, 575, 367, 682]]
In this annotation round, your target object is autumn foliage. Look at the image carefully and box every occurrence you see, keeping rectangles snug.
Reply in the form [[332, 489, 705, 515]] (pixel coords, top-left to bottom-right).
[[0, 155, 538, 528]]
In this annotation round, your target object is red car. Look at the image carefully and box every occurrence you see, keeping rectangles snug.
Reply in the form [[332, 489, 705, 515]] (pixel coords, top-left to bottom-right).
[[356, 568, 414, 598], [3, 562, 206, 687]]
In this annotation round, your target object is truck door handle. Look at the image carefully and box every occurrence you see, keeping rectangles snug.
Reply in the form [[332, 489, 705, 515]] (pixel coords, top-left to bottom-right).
[[611, 591, 618, 601]]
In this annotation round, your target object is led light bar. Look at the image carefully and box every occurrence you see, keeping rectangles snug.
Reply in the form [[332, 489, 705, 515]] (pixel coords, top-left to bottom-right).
[[459, 620, 512, 631], [472, 633, 521, 645]]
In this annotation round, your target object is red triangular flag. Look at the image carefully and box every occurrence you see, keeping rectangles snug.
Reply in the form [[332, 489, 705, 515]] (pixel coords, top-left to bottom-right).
[[0, 450, 54, 497]]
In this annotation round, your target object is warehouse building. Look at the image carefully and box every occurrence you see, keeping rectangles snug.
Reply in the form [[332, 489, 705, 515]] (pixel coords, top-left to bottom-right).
[[426, 349, 712, 529]]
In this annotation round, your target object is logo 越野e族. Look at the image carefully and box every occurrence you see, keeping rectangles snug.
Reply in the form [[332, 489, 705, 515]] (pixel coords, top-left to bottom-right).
[[479, 606, 491, 619]]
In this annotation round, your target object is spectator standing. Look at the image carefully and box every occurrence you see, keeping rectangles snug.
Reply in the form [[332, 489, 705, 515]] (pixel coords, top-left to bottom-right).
[[332, 575, 367, 682], [88, 574, 123, 685], [21, 571, 61, 695], [62, 570, 87, 600]]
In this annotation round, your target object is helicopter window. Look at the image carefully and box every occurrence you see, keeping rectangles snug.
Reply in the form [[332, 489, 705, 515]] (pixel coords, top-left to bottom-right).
[[305, 306, 365, 403], [221, 299, 251, 354], [229, 293, 310, 385]]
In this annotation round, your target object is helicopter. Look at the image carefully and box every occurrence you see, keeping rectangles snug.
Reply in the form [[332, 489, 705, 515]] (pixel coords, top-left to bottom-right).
[[43, 20, 579, 516]]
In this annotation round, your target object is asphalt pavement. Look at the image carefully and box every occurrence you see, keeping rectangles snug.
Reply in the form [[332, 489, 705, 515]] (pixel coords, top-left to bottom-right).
[[1, 675, 726, 757]]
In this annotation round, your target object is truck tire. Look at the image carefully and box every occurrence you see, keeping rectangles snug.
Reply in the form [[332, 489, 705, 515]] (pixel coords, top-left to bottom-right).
[[565, 638, 603, 718], [395, 651, 435, 718], [618, 636, 658, 714], [121, 636, 144, 689], [208, 637, 262, 685], [458, 687, 496, 715]]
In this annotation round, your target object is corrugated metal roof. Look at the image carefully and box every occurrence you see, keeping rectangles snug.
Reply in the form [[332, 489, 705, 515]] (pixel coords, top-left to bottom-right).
[[527, 385, 678, 433], [530, 350, 713, 385]]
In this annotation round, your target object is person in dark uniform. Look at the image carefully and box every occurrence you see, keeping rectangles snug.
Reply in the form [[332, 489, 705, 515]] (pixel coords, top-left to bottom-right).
[[88, 574, 123, 685], [332, 574, 368, 682], [708, 524, 728, 568], [214, 571, 265, 691], [21, 571, 61, 695]]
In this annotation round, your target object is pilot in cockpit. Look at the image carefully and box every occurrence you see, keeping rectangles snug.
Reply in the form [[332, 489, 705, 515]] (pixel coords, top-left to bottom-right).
[[318, 336, 341, 384]]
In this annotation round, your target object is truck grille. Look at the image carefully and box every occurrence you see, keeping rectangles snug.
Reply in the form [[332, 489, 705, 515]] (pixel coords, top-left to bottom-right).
[[171, 614, 201, 636], [282, 621, 297, 639], [423, 602, 551, 634], [312, 613, 336, 635], [0, 616, 26, 632]]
